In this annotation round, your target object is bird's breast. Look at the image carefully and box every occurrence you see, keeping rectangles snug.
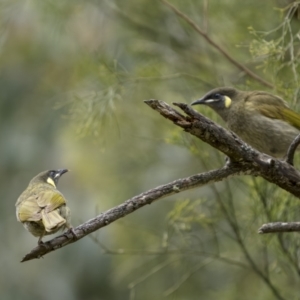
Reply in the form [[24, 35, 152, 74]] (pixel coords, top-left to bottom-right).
[[226, 109, 300, 157]]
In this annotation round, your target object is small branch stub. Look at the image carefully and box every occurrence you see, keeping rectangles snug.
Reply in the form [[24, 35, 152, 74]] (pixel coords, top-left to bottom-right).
[[259, 222, 300, 233]]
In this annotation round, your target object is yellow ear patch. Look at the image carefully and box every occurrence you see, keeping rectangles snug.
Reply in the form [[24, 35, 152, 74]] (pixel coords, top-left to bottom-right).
[[224, 96, 232, 108], [47, 177, 56, 187]]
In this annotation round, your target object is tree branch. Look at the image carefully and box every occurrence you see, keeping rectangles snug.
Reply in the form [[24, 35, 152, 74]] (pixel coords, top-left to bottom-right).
[[145, 99, 300, 198], [21, 163, 243, 262], [22, 99, 300, 262], [259, 222, 300, 233], [160, 0, 274, 89]]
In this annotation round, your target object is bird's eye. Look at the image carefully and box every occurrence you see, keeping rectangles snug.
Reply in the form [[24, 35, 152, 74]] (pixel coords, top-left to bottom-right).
[[214, 93, 221, 99], [49, 171, 55, 178]]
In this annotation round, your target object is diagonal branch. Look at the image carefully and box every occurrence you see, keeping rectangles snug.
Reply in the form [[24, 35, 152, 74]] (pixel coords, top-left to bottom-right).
[[145, 99, 300, 239], [22, 99, 300, 262], [160, 0, 274, 89], [21, 164, 243, 262], [145, 99, 300, 198]]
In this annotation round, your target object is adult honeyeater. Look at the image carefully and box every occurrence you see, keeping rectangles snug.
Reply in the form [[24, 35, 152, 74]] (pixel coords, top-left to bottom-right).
[[191, 87, 300, 158], [16, 169, 72, 244]]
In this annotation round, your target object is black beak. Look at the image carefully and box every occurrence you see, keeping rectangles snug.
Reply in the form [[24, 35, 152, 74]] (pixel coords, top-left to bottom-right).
[[192, 97, 221, 106], [55, 169, 68, 178], [191, 98, 206, 106], [191, 98, 211, 105]]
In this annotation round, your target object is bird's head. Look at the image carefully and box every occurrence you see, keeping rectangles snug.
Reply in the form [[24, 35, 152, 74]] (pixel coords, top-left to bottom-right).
[[191, 87, 239, 120], [30, 169, 68, 187]]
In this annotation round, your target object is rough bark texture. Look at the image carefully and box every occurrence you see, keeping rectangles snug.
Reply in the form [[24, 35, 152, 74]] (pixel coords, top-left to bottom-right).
[[21, 165, 244, 262], [146, 100, 300, 196], [259, 222, 300, 233], [21, 100, 300, 262]]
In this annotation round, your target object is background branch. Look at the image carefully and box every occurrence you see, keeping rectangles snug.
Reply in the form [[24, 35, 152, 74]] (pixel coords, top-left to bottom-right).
[[160, 0, 274, 89]]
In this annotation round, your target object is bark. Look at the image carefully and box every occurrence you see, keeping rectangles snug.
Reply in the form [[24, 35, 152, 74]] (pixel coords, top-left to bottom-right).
[[21, 100, 300, 262]]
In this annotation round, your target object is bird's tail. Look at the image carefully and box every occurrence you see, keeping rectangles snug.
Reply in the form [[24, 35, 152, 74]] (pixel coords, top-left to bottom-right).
[[41, 209, 66, 232]]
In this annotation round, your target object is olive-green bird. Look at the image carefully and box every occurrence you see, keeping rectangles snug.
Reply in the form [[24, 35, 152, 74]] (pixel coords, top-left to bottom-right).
[[16, 169, 72, 244], [191, 87, 300, 158]]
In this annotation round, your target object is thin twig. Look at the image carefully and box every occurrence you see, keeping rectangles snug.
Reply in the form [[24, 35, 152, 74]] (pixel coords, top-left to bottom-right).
[[163, 258, 213, 296], [129, 258, 180, 300], [202, 0, 209, 33], [160, 0, 274, 89]]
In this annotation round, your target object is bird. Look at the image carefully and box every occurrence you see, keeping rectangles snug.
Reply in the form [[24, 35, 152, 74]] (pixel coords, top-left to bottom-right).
[[191, 87, 300, 158], [16, 169, 72, 244]]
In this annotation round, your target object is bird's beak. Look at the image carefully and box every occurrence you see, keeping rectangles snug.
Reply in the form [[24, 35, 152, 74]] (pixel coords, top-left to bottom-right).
[[191, 98, 206, 106], [55, 169, 69, 178], [191, 98, 219, 106], [59, 169, 68, 175]]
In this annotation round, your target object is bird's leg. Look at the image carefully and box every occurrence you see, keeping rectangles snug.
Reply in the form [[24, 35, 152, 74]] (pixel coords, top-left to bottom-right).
[[38, 232, 52, 250], [63, 224, 78, 241], [37, 231, 45, 245]]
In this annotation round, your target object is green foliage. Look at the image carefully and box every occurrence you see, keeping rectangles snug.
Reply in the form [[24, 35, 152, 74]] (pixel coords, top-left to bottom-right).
[[167, 199, 214, 230], [2, 0, 300, 299], [248, 5, 300, 104]]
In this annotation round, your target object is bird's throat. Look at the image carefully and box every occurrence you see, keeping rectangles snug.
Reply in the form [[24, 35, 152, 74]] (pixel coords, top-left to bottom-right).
[[47, 177, 56, 187]]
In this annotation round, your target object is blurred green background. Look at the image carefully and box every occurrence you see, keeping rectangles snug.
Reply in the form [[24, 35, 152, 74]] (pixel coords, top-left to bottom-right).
[[2, 0, 300, 299]]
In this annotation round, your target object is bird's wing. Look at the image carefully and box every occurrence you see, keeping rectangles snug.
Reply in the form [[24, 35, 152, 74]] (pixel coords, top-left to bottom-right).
[[36, 190, 67, 213], [245, 93, 300, 129], [280, 108, 300, 129], [41, 209, 66, 232], [245, 91, 289, 107], [16, 195, 42, 222]]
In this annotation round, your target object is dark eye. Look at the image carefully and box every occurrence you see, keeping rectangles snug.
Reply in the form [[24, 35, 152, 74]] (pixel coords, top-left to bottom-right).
[[49, 171, 55, 178], [214, 93, 221, 99]]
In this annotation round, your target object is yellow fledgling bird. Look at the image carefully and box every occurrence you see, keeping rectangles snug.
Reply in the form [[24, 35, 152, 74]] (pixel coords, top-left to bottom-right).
[[16, 169, 72, 244]]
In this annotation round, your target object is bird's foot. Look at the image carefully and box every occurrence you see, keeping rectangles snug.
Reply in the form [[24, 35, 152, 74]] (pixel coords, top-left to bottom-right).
[[38, 240, 52, 251], [64, 227, 79, 241]]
